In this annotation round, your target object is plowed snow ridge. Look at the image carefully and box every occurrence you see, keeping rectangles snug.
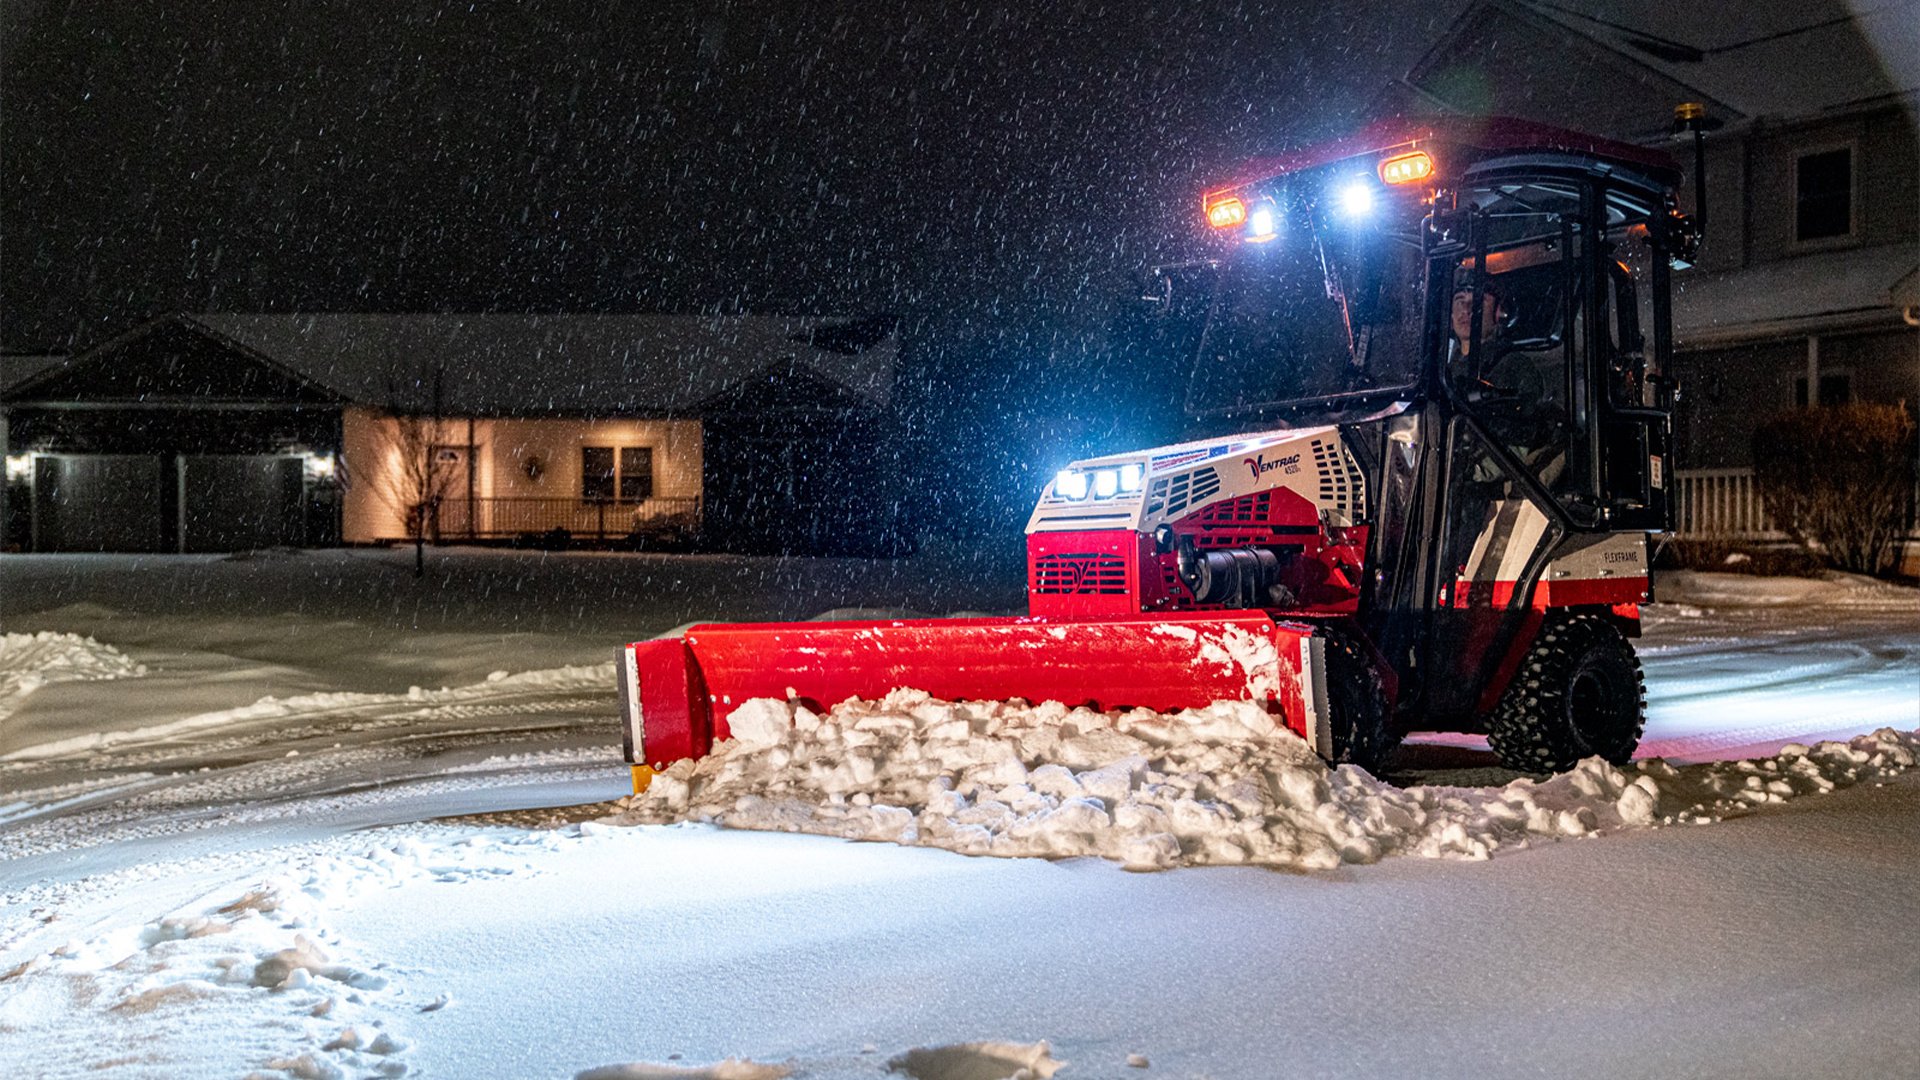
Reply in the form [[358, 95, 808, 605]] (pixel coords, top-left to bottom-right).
[[0, 631, 146, 725], [612, 690, 1920, 870]]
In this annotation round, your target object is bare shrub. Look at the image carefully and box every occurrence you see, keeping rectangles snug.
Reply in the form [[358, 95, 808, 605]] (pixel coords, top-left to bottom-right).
[[1752, 403, 1916, 577]]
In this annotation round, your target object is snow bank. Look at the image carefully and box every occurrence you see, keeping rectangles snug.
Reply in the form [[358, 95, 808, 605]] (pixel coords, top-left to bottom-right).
[[574, 1040, 1065, 1080], [610, 691, 1920, 871], [1657, 570, 1920, 610], [889, 1040, 1064, 1079], [0, 661, 612, 762], [0, 630, 146, 725]]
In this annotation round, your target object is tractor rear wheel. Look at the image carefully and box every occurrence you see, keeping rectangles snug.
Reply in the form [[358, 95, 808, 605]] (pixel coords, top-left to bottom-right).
[[1487, 612, 1646, 774], [1325, 629, 1398, 774]]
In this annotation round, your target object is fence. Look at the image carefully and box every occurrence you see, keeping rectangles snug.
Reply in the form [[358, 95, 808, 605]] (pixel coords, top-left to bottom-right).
[[1672, 467, 1920, 542], [1671, 468, 1781, 538], [426, 496, 701, 541]]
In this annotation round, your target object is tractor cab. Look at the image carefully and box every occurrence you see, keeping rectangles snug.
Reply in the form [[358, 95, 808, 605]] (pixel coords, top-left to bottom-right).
[[1148, 116, 1692, 742], [1181, 117, 1686, 536]]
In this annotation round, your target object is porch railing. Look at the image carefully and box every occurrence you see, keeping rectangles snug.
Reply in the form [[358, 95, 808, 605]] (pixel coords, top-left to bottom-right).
[[1672, 467, 1920, 540], [1672, 468, 1781, 539], [427, 496, 701, 541]]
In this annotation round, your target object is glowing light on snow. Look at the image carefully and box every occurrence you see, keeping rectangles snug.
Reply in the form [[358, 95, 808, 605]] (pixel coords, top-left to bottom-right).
[[3, 454, 28, 482], [1118, 463, 1144, 493], [1054, 470, 1089, 500], [1092, 469, 1120, 498]]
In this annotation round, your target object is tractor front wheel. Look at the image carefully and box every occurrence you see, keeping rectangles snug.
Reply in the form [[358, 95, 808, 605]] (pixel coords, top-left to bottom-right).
[[1325, 629, 1398, 774], [1486, 613, 1646, 774]]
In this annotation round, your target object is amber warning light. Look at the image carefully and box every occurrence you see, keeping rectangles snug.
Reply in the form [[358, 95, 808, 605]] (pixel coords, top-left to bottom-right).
[[1205, 195, 1247, 228], [1379, 151, 1435, 186]]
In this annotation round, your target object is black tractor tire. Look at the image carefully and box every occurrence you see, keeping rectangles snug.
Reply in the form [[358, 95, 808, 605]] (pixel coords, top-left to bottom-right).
[[1486, 612, 1646, 774], [1324, 629, 1399, 774]]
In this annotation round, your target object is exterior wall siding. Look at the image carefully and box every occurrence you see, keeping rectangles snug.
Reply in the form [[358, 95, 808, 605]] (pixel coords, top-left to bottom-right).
[[340, 408, 703, 543], [1673, 326, 1920, 469]]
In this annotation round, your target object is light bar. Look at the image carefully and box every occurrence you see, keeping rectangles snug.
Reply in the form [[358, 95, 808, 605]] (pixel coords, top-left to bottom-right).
[[1205, 195, 1247, 229], [1379, 150, 1435, 185]]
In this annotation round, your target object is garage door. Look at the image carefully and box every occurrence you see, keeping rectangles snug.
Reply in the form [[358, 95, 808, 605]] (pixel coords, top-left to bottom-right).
[[31, 455, 167, 552], [180, 455, 306, 553]]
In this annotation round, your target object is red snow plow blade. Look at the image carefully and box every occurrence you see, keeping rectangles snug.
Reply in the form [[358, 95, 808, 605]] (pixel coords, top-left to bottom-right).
[[618, 612, 1334, 789]]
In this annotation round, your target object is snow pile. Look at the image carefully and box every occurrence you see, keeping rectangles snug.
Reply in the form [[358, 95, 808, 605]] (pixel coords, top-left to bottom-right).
[[0, 630, 146, 725], [0, 829, 568, 1079], [574, 1040, 1067, 1080], [611, 691, 1920, 871], [889, 1040, 1065, 1079]]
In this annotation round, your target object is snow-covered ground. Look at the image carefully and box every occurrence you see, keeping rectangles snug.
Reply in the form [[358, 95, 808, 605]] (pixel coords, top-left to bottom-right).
[[1, 548, 1916, 1078]]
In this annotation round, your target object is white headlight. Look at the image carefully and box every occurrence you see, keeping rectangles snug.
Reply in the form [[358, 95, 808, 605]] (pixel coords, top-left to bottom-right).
[[1093, 469, 1120, 498], [1247, 204, 1278, 240], [1118, 463, 1143, 492], [1055, 470, 1089, 500], [1338, 180, 1375, 217]]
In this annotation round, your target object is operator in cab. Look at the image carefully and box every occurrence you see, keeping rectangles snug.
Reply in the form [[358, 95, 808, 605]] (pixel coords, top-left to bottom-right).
[[1448, 274, 1566, 488]]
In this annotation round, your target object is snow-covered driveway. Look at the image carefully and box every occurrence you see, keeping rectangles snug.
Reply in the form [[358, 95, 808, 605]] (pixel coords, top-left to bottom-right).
[[0, 550, 1915, 1078]]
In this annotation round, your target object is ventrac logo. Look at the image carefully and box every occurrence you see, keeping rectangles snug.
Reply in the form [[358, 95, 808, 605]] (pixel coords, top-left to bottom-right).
[[1243, 453, 1301, 481]]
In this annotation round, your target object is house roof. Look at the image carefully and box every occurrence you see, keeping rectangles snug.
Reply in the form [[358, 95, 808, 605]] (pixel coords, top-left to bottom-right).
[[1401, 1, 1917, 138], [1673, 241, 1918, 345], [1523, 1, 1918, 123], [159, 313, 895, 415]]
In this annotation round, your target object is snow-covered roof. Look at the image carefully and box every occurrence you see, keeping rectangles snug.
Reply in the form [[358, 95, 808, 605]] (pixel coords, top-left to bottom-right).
[[189, 313, 897, 415], [1521, 1, 1918, 123], [1673, 242, 1917, 344]]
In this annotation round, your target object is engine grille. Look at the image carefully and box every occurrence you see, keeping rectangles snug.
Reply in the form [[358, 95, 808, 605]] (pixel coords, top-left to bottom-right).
[[1147, 466, 1222, 518], [1312, 437, 1367, 520], [1031, 553, 1130, 594], [1194, 490, 1273, 525]]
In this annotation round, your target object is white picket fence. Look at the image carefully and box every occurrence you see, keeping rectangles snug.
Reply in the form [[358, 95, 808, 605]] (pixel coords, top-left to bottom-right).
[[1671, 467, 1782, 538], [1672, 467, 1920, 554]]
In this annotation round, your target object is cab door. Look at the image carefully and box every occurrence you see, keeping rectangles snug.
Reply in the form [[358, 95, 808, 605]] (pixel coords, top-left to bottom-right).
[[1423, 178, 1599, 727]]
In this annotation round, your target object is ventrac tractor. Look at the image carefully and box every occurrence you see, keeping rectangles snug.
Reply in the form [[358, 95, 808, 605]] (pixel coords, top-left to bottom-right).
[[619, 115, 1700, 784]]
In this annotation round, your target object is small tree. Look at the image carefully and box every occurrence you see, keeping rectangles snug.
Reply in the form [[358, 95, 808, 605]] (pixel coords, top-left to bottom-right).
[[1752, 402, 1916, 577], [372, 366, 460, 577]]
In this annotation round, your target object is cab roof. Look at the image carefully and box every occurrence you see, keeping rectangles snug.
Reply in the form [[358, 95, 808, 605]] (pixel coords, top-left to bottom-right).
[[1210, 116, 1681, 196]]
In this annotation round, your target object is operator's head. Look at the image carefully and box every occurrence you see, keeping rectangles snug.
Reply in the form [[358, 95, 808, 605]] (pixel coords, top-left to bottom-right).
[[1450, 279, 1510, 350]]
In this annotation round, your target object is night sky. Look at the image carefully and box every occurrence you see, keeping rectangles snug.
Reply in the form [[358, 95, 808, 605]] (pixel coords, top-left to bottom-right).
[[3, 1, 1457, 348], [4, 0, 1460, 522]]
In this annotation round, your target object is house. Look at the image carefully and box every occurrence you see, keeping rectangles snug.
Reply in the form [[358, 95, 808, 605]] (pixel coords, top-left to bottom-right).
[[1389, 1, 1918, 488], [2, 312, 901, 555]]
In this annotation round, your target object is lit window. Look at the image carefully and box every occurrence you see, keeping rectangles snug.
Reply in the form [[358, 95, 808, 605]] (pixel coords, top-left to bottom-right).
[[584, 445, 655, 502]]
